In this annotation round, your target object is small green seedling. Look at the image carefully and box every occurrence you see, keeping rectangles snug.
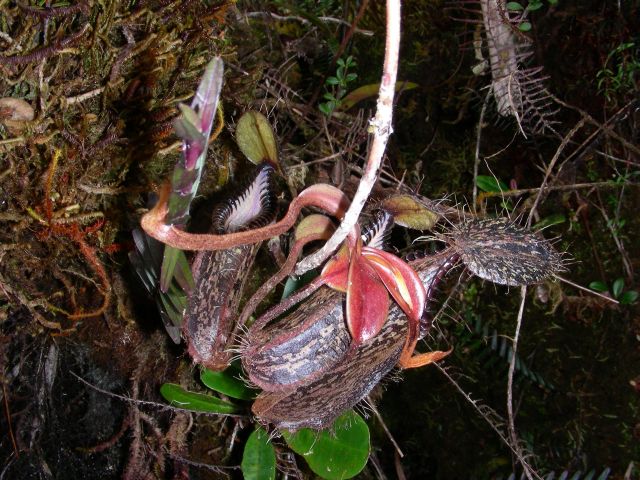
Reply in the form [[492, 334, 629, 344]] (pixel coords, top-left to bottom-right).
[[589, 277, 638, 305], [475, 175, 513, 211], [597, 42, 640, 103], [319, 56, 358, 116], [505, 0, 558, 32]]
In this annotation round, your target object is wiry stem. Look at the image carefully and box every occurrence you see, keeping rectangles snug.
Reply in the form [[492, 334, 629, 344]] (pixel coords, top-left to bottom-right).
[[526, 116, 586, 228], [437, 364, 541, 479], [293, 0, 402, 275], [247, 278, 326, 334], [234, 222, 335, 337], [506, 286, 539, 480]]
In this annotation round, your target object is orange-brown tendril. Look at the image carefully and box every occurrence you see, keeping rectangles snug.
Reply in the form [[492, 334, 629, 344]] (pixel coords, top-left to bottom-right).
[[141, 183, 351, 251]]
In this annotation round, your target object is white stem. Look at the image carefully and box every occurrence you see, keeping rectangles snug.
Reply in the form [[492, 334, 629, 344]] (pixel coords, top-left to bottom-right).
[[294, 0, 402, 275]]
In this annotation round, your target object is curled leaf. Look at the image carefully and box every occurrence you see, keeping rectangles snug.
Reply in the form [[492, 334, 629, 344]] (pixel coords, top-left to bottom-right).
[[0, 97, 35, 134], [296, 183, 351, 219], [380, 194, 440, 230], [362, 246, 427, 326]]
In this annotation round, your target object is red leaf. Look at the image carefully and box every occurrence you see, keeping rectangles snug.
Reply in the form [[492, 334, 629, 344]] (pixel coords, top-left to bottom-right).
[[346, 249, 390, 343], [362, 247, 427, 325], [321, 244, 350, 292]]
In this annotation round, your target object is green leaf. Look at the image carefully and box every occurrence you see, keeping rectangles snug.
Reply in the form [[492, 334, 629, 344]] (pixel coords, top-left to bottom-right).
[[200, 366, 258, 400], [160, 246, 184, 293], [518, 21, 532, 32], [619, 290, 639, 305], [326, 76, 340, 86], [319, 103, 332, 116], [160, 383, 239, 414], [526, 0, 543, 11], [506, 2, 524, 10], [612, 278, 625, 299], [588, 281, 608, 293], [476, 175, 509, 193], [282, 410, 370, 480], [282, 270, 319, 300], [236, 111, 279, 167], [241, 427, 276, 480], [533, 213, 566, 230]]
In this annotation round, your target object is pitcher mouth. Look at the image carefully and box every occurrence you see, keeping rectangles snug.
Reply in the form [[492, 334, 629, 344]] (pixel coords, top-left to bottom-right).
[[211, 162, 277, 234]]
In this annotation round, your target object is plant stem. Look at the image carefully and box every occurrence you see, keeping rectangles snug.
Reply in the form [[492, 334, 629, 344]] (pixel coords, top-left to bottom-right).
[[506, 286, 541, 480], [294, 0, 402, 275], [234, 225, 334, 337], [141, 184, 349, 251]]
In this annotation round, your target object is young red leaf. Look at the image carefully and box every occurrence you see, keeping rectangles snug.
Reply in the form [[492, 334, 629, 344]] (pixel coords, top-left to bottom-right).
[[321, 244, 350, 292], [361, 247, 427, 325], [346, 246, 390, 343]]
